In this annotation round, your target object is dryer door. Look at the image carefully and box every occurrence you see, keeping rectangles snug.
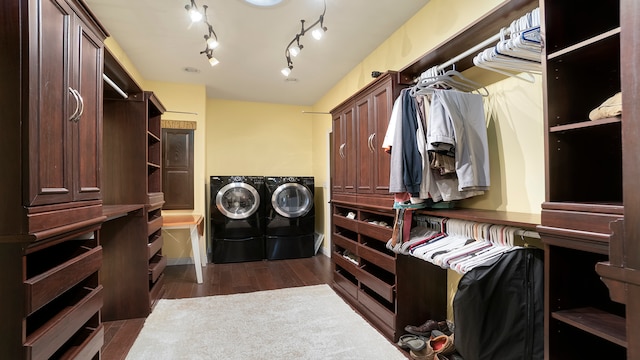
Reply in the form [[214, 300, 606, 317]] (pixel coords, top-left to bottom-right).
[[271, 183, 313, 218], [215, 183, 260, 219]]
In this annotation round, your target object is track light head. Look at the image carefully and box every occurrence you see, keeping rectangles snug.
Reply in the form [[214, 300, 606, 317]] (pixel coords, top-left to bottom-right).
[[280, 0, 328, 76], [185, 0, 203, 22]]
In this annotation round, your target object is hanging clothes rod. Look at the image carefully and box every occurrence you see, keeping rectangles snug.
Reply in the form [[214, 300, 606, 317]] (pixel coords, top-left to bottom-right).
[[103, 74, 128, 99], [515, 229, 540, 239]]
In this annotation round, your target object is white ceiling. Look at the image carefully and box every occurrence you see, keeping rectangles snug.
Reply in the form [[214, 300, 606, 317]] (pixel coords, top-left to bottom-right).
[[84, 0, 430, 106]]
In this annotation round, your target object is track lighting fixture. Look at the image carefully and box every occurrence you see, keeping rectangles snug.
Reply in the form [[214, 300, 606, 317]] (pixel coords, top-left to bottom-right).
[[185, 1, 220, 66], [281, 0, 328, 76]]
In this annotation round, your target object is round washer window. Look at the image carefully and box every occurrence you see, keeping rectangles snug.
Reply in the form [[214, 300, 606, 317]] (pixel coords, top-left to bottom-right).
[[271, 183, 313, 218], [216, 183, 260, 219]]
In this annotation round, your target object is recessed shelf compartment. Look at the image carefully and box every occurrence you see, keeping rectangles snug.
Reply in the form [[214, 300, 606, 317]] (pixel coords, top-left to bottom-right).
[[148, 231, 163, 259], [149, 254, 167, 283], [552, 307, 626, 348]]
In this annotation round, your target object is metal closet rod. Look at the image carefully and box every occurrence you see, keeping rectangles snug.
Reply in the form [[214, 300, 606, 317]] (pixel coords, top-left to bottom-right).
[[103, 74, 128, 99]]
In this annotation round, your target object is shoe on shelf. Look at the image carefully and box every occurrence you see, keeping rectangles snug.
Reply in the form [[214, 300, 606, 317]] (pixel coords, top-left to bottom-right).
[[430, 333, 455, 355], [409, 341, 435, 360], [405, 320, 450, 337], [397, 334, 427, 351]]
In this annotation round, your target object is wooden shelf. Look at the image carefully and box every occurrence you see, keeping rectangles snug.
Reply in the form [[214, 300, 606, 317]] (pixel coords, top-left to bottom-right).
[[552, 307, 627, 348], [547, 28, 620, 60], [416, 208, 540, 230], [549, 117, 621, 133]]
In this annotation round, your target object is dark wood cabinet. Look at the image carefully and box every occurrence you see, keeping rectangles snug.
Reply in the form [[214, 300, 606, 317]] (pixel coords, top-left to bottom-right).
[[329, 71, 445, 342], [0, 0, 107, 357], [537, 0, 631, 358], [331, 71, 405, 207]]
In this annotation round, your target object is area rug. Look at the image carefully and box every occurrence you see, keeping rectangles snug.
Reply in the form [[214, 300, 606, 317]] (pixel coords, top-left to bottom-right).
[[125, 284, 408, 360]]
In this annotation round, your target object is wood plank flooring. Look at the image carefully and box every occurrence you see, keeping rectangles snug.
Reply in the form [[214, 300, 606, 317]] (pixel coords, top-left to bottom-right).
[[101, 254, 332, 360]]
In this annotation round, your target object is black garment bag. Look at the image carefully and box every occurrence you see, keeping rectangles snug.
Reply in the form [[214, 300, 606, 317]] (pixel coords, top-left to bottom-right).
[[453, 247, 544, 360]]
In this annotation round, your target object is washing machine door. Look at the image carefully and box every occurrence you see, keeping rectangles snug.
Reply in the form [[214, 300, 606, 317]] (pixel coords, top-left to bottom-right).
[[271, 183, 313, 218], [215, 183, 260, 220]]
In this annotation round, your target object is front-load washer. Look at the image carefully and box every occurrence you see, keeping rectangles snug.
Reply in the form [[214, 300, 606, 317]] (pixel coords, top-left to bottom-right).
[[209, 176, 265, 263], [264, 176, 315, 260]]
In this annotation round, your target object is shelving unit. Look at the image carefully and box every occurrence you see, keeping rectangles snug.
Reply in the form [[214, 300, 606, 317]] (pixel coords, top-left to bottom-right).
[[331, 202, 447, 341], [538, 1, 627, 358], [102, 49, 167, 318]]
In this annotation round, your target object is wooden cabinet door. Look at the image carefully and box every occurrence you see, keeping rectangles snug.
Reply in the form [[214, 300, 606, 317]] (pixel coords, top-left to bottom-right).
[[73, 17, 103, 201], [332, 104, 357, 194], [371, 81, 393, 194], [28, 0, 76, 206], [27, 0, 102, 206], [356, 95, 374, 193]]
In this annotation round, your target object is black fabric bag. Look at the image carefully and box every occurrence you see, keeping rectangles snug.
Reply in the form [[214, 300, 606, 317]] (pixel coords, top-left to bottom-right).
[[453, 247, 544, 360]]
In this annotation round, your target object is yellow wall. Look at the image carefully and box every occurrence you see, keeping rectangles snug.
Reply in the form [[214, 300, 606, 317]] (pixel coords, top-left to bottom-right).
[[205, 99, 313, 176]]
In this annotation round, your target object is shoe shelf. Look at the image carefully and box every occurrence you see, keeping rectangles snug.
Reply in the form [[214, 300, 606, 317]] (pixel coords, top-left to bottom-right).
[[331, 202, 447, 341], [551, 307, 626, 348]]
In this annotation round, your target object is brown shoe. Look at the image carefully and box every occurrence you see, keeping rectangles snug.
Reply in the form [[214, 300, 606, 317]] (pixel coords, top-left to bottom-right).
[[410, 340, 435, 360], [430, 334, 455, 355], [405, 320, 450, 336]]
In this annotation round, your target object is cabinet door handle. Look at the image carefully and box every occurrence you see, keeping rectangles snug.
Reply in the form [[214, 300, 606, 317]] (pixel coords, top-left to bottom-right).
[[339, 143, 346, 159], [368, 134, 377, 152], [68, 87, 80, 122], [74, 89, 84, 122]]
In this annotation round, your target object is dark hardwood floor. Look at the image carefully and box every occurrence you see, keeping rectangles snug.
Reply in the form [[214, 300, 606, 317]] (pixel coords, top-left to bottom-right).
[[101, 254, 332, 360]]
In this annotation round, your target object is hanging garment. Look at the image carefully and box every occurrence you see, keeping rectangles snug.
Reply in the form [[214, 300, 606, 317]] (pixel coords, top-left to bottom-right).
[[385, 93, 407, 193], [401, 89, 422, 196], [429, 89, 490, 191], [453, 247, 544, 360]]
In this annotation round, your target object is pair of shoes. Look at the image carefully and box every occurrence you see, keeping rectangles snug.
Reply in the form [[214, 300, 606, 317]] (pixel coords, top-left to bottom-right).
[[430, 333, 455, 356], [405, 320, 450, 337], [397, 334, 427, 351]]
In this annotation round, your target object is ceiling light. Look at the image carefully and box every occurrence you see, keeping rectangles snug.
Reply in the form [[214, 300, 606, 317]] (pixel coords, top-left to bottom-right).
[[244, 0, 283, 7], [187, 1, 222, 66], [207, 53, 220, 67], [185, 0, 203, 22], [281, 0, 328, 76]]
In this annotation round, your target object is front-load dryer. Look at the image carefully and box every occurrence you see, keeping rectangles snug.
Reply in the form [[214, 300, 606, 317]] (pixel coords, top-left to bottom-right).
[[264, 176, 315, 260], [209, 176, 265, 263]]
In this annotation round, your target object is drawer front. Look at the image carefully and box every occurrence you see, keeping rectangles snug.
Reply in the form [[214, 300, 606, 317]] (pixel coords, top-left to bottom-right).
[[358, 267, 395, 303], [65, 324, 104, 360], [358, 246, 395, 274], [25, 286, 103, 360], [148, 216, 163, 236], [358, 289, 395, 329], [541, 209, 622, 235], [358, 222, 393, 243], [25, 246, 102, 314], [333, 270, 358, 299], [333, 214, 358, 232], [333, 233, 357, 254], [149, 255, 167, 283], [148, 233, 163, 259], [332, 251, 360, 275]]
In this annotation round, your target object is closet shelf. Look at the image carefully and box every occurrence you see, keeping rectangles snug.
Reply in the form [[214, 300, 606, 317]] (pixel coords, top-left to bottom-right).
[[547, 28, 620, 60], [416, 208, 540, 231], [552, 307, 627, 348], [549, 117, 621, 133]]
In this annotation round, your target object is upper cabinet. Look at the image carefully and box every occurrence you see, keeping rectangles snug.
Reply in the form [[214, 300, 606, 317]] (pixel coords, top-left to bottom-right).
[[0, 0, 108, 238], [331, 71, 406, 207], [28, 0, 106, 206]]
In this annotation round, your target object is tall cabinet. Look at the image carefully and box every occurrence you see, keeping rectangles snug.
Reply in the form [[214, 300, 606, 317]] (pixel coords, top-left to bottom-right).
[[0, 0, 108, 358], [537, 0, 630, 358], [330, 71, 448, 342]]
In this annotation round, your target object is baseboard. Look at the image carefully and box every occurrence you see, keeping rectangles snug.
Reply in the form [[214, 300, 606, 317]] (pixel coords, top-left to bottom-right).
[[167, 257, 195, 266]]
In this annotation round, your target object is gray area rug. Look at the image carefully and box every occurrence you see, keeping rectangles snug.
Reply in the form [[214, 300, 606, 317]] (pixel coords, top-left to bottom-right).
[[125, 284, 407, 360]]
